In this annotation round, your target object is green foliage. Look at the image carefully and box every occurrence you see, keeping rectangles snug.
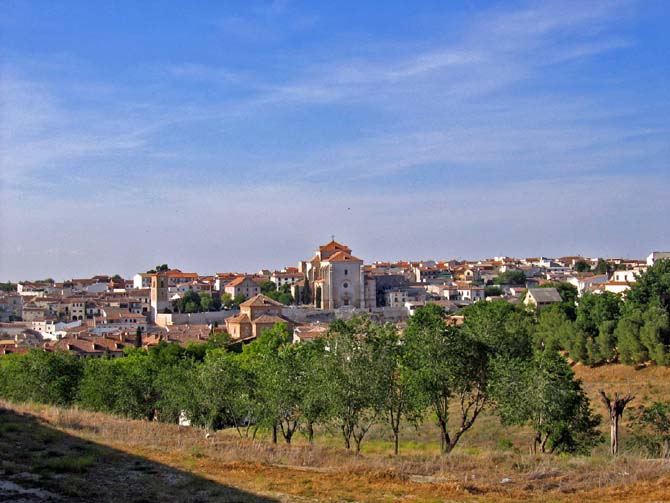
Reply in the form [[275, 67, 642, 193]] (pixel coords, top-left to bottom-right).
[[626, 259, 670, 316], [191, 350, 253, 432], [629, 401, 670, 457], [572, 292, 623, 364], [0, 351, 83, 406], [264, 284, 294, 305], [639, 307, 670, 365], [594, 258, 611, 275], [302, 278, 311, 305], [484, 285, 503, 297], [323, 318, 390, 452], [259, 280, 276, 294], [533, 304, 574, 352], [0, 282, 15, 292], [574, 260, 591, 273], [199, 292, 222, 312], [615, 309, 647, 364], [493, 270, 526, 285], [221, 293, 234, 308], [491, 351, 602, 454], [404, 304, 489, 453], [461, 300, 533, 359]]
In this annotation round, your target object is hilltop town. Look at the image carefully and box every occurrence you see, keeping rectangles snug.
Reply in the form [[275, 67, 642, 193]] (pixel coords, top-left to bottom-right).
[[2, 240, 668, 357]]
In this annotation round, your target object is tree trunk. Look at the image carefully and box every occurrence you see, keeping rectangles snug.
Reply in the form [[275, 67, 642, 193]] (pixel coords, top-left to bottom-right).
[[611, 415, 618, 456], [600, 390, 634, 456], [393, 430, 399, 456], [438, 418, 449, 454], [541, 433, 549, 454], [272, 423, 278, 444], [307, 421, 314, 444], [341, 424, 351, 450]]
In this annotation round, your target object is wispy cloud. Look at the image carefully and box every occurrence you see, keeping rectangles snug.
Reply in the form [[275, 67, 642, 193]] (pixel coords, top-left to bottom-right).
[[1, 0, 667, 279]]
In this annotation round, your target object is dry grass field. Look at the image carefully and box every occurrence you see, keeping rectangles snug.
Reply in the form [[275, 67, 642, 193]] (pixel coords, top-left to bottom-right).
[[1, 364, 670, 502]]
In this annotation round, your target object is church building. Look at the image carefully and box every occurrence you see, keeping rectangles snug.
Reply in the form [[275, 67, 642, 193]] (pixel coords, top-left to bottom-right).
[[301, 240, 371, 309]]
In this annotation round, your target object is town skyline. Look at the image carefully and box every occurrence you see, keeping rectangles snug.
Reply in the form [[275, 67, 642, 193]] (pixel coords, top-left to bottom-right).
[[2, 240, 665, 283]]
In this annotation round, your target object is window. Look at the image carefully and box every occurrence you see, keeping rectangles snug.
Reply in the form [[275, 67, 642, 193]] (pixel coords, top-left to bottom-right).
[[343, 282, 348, 289], [344, 269, 348, 276]]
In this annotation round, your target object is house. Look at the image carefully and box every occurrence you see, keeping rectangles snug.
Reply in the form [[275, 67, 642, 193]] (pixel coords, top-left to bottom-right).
[[384, 288, 410, 308], [92, 308, 147, 334], [50, 333, 133, 358], [59, 298, 87, 321], [0, 294, 23, 321], [225, 294, 294, 340], [524, 288, 563, 308], [647, 251, 670, 266], [603, 268, 643, 295], [143, 324, 212, 348], [224, 276, 261, 300], [32, 319, 83, 340], [292, 322, 328, 344], [567, 274, 609, 297], [270, 270, 304, 289]]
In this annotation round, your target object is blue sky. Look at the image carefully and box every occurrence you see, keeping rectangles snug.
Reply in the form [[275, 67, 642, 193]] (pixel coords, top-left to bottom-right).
[[1, 0, 669, 280]]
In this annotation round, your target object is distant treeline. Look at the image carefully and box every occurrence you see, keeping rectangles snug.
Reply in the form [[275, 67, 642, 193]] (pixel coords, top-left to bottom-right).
[[533, 259, 670, 365], [0, 260, 668, 457]]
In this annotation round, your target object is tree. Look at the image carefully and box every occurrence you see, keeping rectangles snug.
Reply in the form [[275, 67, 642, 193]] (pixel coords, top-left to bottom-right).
[[493, 270, 526, 285], [240, 324, 306, 444], [626, 259, 670, 316], [573, 292, 623, 364], [302, 278, 311, 305], [629, 401, 670, 457], [0, 282, 14, 293], [259, 280, 276, 294], [599, 390, 634, 455], [460, 300, 533, 360], [484, 286, 503, 297], [533, 304, 574, 352], [594, 258, 611, 275], [374, 322, 425, 455], [492, 351, 602, 454], [194, 349, 254, 434], [200, 292, 222, 312], [233, 294, 246, 307], [574, 260, 591, 273], [298, 339, 331, 443], [0, 351, 83, 406], [315, 287, 322, 309], [265, 284, 294, 305], [639, 307, 670, 365], [221, 293, 234, 309], [135, 327, 142, 349], [324, 318, 386, 453], [615, 309, 647, 364], [404, 305, 489, 454]]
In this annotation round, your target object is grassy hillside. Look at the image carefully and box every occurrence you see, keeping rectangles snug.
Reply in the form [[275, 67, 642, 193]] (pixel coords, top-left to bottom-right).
[[1, 364, 670, 502]]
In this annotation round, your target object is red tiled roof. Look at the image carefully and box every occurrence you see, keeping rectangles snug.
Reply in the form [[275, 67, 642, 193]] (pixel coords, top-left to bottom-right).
[[239, 294, 284, 308], [325, 251, 363, 263], [319, 240, 351, 253]]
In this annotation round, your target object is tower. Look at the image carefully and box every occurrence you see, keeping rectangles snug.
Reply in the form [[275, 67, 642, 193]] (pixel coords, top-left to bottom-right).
[[150, 271, 169, 322]]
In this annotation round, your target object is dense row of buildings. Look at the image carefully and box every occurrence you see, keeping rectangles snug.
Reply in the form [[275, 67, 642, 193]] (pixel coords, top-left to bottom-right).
[[1, 241, 667, 357]]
